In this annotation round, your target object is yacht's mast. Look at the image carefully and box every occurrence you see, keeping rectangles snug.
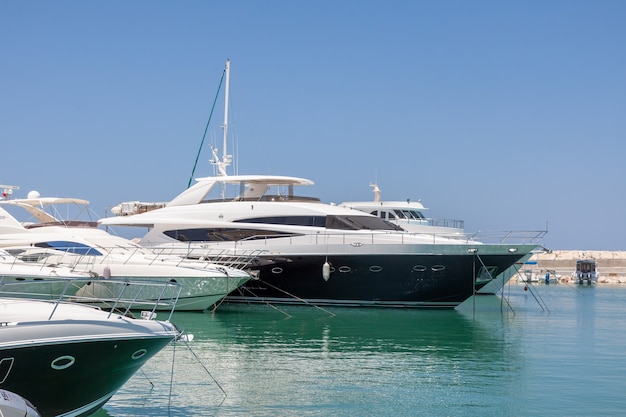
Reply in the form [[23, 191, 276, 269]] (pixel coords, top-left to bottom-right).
[[211, 59, 232, 177], [221, 58, 231, 173]]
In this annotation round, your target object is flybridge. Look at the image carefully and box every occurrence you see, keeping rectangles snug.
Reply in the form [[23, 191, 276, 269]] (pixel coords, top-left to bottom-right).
[[109, 175, 318, 216]]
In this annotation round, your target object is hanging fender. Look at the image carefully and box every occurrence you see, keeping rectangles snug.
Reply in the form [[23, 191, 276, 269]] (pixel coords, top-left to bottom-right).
[[322, 261, 331, 281]]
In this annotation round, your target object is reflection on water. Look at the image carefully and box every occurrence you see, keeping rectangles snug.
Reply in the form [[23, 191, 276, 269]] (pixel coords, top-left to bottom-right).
[[99, 300, 522, 417], [91, 287, 626, 416]]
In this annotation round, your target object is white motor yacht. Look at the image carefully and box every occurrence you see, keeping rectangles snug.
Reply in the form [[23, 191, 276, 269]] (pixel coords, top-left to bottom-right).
[[340, 183, 465, 236], [0, 192, 253, 311], [101, 174, 542, 308]]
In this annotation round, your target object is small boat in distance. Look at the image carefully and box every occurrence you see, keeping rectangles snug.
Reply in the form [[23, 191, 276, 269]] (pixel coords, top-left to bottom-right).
[[574, 259, 598, 285]]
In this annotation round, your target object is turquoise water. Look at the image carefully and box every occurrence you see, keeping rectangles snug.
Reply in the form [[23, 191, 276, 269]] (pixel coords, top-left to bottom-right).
[[95, 285, 626, 416]]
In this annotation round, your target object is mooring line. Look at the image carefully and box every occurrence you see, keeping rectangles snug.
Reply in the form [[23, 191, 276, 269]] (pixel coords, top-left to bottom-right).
[[181, 337, 227, 401], [523, 282, 550, 312], [258, 279, 337, 316], [228, 285, 293, 317]]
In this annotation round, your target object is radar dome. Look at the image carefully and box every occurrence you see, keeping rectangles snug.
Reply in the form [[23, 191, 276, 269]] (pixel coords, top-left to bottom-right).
[[27, 190, 41, 199]]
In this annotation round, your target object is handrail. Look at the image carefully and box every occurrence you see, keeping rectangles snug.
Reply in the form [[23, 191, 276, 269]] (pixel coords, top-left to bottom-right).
[[3, 229, 546, 273], [173, 229, 548, 248], [5, 244, 259, 274], [0, 276, 182, 322]]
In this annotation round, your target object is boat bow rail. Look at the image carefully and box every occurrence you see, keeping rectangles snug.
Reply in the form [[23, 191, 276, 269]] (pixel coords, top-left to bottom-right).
[[460, 230, 547, 245], [4, 243, 257, 273], [0, 276, 183, 321], [163, 229, 547, 250]]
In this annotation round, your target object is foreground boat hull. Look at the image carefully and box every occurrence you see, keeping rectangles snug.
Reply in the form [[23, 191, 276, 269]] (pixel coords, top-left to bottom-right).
[[0, 298, 178, 417], [1, 336, 172, 417], [227, 251, 528, 308]]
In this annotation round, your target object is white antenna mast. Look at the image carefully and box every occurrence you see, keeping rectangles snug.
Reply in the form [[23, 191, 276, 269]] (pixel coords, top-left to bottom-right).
[[0, 184, 19, 200], [211, 58, 233, 177], [369, 183, 381, 202]]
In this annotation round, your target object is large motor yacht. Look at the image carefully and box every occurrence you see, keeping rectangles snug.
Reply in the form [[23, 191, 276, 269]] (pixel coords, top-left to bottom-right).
[[101, 174, 541, 308]]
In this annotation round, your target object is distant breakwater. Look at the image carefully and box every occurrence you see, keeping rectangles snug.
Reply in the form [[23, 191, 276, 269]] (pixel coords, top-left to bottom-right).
[[514, 250, 626, 284], [518, 250, 626, 284]]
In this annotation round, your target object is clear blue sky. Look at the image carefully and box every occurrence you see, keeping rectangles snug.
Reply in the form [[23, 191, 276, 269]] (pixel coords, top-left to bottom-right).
[[1, 1, 625, 250]]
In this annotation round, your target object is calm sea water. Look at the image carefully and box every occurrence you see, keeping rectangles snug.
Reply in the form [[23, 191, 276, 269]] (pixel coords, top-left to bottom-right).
[[94, 284, 626, 417]]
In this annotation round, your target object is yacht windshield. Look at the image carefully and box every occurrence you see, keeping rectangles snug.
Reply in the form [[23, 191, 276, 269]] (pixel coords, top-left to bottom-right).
[[394, 210, 426, 220]]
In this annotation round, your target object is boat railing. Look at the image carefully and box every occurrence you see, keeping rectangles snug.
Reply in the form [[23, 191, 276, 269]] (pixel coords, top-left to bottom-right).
[[200, 195, 321, 203], [426, 218, 465, 230], [460, 230, 548, 245], [149, 245, 266, 269], [226, 229, 547, 247], [7, 244, 259, 273], [0, 276, 182, 322]]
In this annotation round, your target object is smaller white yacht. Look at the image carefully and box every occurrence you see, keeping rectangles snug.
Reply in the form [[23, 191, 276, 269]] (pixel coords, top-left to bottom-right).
[[0, 281, 181, 416], [340, 183, 464, 236], [0, 190, 254, 310]]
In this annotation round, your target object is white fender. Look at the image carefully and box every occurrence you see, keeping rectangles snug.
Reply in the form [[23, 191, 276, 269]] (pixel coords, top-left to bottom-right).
[[322, 261, 330, 281]]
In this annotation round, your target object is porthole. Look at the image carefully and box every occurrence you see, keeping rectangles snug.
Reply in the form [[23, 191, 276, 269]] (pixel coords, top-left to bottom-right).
[[412, 265, 427, 272], [369, 265, 383, 273], [338, 266, 352, 273], [131, 349, 148, 360], [51, 355, 75, 371], [431, 265, 446, 272], [271, 267, 283, 274]]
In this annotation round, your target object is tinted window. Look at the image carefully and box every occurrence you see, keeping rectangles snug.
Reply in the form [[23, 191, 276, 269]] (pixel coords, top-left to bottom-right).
[[34, 241, 102, 256], [234, 216, 326, 227], [164, 228, 300, 242]]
